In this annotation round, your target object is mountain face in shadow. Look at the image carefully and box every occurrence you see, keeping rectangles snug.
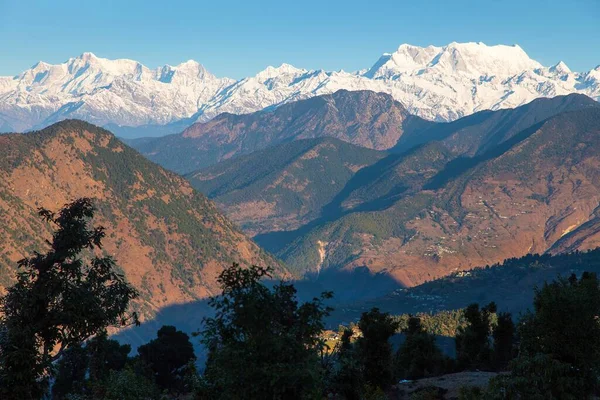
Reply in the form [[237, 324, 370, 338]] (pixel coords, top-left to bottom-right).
[[0, 120, 286, 320], [129, 90, 432, 174], [113, 265, 405, 360], [115, 248, 600, 364], [332, 249, 600, 327], [394, 93, 599, 156]]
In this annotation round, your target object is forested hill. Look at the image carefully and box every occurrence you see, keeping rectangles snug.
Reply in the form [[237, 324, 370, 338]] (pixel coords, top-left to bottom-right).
[[130, 90, 431, 174], [187, 137, 387, 235], [331, 249, 600, 325], [0, 120, 285, 319]]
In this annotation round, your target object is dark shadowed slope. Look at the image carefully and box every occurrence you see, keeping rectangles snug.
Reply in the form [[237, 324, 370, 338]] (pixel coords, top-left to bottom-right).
[[394, 93, 599, 155]]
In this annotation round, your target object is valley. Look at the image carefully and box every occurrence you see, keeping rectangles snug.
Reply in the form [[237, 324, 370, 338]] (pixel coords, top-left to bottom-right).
[[3, 4, 600, 397], [173, 92, 600, 289], [2, 90, 599, 325]]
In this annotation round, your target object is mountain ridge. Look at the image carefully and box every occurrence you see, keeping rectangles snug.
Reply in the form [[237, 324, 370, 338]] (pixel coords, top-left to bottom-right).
[[272, 107, 600, 285], [131, 90, 428, 174], [0, 120, 286, 319], [2, 42, 598, 136], [186, 137, 388, 236], [183, 97, 600, 288]]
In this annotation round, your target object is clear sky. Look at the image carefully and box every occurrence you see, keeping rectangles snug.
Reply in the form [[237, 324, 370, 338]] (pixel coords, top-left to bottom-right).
[[0, 0, 598, 78]]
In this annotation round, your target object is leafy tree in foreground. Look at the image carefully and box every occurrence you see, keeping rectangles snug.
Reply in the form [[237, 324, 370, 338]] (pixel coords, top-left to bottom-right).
[[331, 328, 363, 400], [198, 263, 332, 400], [491, 312, 515, 370], [138, 325, 196, 393], [487, 272, 600, 398], [356, 308, 399, 391], [455, 302, 496, 370], [0, 198, 139, 399], [395, 316, 450, 380]]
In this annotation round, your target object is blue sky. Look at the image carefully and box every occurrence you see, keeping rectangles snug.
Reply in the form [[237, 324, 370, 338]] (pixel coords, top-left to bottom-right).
[[1, 0, 598, 78]]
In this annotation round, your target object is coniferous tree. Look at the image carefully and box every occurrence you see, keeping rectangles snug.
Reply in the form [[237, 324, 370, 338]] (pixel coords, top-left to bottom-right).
[[332, 328, 363, 400], [395, 317, 449, 380], [492, 312, 515, 370], [485, 273, 600, 399], [509, 273, 600, 397]]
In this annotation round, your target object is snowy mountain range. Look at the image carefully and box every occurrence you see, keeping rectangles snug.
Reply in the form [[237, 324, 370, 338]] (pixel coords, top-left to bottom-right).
[[1, 42, 598, 135]]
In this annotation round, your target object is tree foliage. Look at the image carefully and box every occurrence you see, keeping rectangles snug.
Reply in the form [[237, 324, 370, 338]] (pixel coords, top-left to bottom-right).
[[138, 325, 196, 393], [0, 198, 139, 399], [102, 367, 159, 400], [486, 354, 588, 400], [520, 273, 600, 377], [198, 263, 332, 400], [491, 312, 515, 370], [356, 308, 399, 391], [488, 272, 600, 398], [455, 302, 496, 370], [51, 344, 89, 399], [87, 331, 131, 386], [395, 317, 451, 380], [331, 328, 364, 400]]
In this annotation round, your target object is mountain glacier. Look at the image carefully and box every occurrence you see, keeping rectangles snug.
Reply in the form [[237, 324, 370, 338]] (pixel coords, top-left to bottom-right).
[[1, 42, 598, 134]]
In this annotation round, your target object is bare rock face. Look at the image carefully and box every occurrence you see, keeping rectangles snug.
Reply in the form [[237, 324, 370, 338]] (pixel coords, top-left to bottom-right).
[[0, 120, 285, 320]]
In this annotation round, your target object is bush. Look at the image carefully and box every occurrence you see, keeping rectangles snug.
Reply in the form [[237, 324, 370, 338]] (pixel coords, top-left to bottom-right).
[[410, 386, 447, 400], [485, 354, 588, 400], [103, 368, 159, 400], [458, 385, 483, 400]]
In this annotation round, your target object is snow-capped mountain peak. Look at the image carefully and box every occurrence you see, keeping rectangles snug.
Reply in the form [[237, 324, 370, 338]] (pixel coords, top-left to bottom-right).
[[0, 42, 598, 133], [255, 63, 307, 81], [365, 42, 543, 79], [550, 61, 572, 74]]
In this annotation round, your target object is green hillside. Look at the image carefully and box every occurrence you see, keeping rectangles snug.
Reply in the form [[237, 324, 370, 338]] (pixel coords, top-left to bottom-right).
[[187, 137, 387, 235], [330, 248, 600, 326]]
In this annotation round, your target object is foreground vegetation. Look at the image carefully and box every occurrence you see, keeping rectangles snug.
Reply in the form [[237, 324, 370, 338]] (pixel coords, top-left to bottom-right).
[[2, 199, 600, 399]]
